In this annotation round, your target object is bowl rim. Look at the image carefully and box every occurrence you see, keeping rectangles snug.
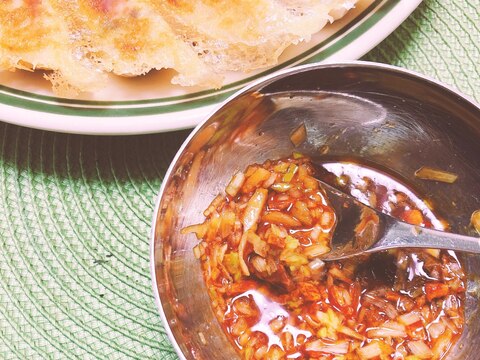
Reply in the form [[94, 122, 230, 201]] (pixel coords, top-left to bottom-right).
[[149, 60, 480, 359]]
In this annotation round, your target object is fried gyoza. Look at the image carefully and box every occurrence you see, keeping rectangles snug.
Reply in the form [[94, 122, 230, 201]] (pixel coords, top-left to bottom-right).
[[0, 0, 357, 96]]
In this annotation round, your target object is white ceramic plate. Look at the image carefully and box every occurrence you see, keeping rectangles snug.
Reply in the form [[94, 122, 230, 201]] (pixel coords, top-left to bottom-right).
[[0, 0, 421, 135]]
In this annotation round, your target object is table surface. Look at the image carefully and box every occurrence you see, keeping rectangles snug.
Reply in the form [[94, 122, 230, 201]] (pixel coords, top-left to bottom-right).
[[1, 1, 479, 359]]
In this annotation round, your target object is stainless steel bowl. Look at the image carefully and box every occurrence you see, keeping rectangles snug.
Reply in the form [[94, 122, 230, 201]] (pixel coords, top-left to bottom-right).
[[151, 62, 480, 360]]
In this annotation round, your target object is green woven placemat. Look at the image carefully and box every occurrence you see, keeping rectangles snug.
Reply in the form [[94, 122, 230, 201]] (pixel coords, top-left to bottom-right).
[[0, 0, 478, 359], [363, 0, 479, 101]]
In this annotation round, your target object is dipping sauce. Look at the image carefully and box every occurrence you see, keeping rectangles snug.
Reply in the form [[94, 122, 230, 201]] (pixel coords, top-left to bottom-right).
[[183, 155, 465, 359]]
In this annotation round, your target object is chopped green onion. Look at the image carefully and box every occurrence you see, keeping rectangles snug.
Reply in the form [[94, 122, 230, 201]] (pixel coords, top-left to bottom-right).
[[282, 164, 298, 182], [271, 183, 292, 192], [415, 166, 458, 183], [290, 123, 307, 147]]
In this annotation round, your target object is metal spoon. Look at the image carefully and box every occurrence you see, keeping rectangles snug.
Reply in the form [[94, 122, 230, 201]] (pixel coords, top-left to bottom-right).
[[317, 178, 480, 261]]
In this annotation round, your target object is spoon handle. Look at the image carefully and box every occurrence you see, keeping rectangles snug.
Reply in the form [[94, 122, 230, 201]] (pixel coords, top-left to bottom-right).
[[372, 219, 480, 254]]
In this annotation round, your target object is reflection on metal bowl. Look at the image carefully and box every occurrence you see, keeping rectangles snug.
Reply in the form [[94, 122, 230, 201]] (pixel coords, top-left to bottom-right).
[[150, 62, 480, 360]]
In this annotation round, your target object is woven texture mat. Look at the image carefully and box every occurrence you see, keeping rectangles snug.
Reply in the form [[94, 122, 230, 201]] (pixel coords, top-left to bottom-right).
[[0, 1, 479, 359]]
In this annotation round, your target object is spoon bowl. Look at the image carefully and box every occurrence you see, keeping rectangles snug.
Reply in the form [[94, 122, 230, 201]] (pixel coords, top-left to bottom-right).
[[313, 177, 480, 261]]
